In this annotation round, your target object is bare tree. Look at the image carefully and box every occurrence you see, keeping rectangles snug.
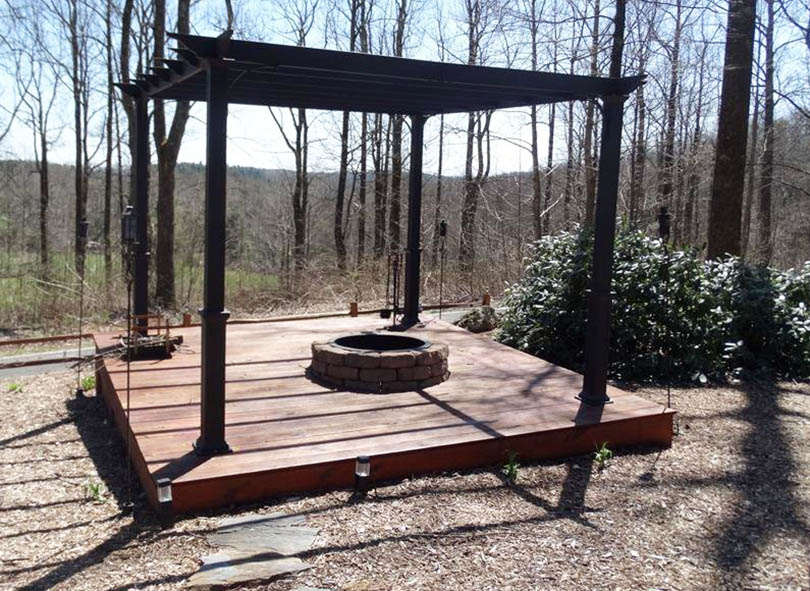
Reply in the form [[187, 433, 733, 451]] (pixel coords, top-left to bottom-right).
[[333, 0, 361, 270], [757, 0, 775, 263], [103, 0, 114, 288], [657, 0, 683, 215], [356, 0, 371, 266], [4, 4, 59, 279], [387, 0, 408, 252], [272, 0, 317, 273], [707, 0, 758, 259], [684, 34, 709, 246], [153, 0, 190, 308], [581, 0, 601, 228], [459, 0, 499, 275]]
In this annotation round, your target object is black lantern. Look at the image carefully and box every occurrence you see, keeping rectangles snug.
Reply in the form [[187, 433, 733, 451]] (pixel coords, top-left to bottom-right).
[[121, 205, 137, 245]]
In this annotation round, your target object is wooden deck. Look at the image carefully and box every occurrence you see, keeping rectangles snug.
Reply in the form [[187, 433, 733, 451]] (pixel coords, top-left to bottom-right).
[[94, 315, 674, 514]]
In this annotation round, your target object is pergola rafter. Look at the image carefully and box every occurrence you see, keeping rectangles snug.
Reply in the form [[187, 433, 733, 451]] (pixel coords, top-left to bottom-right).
[[118, 30, 642, 456]]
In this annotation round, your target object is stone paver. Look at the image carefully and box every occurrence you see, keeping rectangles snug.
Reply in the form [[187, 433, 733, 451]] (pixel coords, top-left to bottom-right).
[[188, 512, 319, 588]]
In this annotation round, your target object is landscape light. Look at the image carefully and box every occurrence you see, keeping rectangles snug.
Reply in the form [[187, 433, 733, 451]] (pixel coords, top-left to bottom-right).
[[354, 455, 371, 494], [156, 477, 173, 526]]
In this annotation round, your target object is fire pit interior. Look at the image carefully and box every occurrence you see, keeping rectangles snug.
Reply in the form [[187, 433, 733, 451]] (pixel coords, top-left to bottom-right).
[[308, 333, 450, 393]]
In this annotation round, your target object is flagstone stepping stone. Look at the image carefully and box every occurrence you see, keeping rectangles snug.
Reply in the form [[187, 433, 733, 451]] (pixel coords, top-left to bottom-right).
[[188, 512, 319, 588]]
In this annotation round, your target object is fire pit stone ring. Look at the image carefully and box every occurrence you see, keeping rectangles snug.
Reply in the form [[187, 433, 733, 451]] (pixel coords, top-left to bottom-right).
[[308, 332, 450, 393]]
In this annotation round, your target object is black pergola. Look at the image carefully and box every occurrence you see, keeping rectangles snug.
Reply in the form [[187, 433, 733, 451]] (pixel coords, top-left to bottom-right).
[[118, 31, 643, 456]]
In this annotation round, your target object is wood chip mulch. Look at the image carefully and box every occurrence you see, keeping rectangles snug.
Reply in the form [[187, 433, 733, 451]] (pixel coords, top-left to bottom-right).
[[1, 371, 808, 591]]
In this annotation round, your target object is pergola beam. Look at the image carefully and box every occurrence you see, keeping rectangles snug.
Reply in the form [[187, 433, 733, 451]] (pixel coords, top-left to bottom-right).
[[167, 32, 640, 100]]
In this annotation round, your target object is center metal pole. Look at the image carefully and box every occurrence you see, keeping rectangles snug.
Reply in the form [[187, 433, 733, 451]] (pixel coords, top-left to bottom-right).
[[402, 114, 426, 327], [195, 59, 231, 456]]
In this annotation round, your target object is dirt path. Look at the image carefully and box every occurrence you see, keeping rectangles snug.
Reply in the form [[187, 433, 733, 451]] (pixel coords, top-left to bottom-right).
[[1, 371, 808, 591]]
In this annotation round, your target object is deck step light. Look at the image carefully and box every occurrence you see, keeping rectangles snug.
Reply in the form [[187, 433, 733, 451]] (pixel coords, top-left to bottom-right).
[[354, 455, 371, 494], [156, 477, 173, 526]]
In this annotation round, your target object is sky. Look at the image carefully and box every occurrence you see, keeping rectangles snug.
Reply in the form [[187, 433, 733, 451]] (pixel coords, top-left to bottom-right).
[[1, 0, 804, 178], [0, 0, 556, 178]]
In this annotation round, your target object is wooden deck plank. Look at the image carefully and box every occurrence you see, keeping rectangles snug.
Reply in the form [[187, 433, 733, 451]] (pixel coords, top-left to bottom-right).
[[93, 314, 674, 513]]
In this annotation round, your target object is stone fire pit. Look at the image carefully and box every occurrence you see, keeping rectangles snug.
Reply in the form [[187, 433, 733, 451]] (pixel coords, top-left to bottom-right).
[[308, 333, 450, 393]]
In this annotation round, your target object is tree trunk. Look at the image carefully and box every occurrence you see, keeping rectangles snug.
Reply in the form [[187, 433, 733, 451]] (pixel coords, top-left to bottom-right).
[[528, 0, 542, 240], [658, 0, 682, 211], [582, 0, 601, 228], [335, 110, 350, 269], [630, 80, 646, 227], [564, 99, 575, 227], [153, 0, 191, 308], [757, 0, 774, 264], [389, 115, 403, 251], [372, 114, 388, 257], [357, 113, 368, 266], [335, 0, 361, 268], [68, 0, 85, 275], [685, 46, 706, 247], [387, 0, 407, 253], [742, 73, 760, 257], [119, 0, 136, 206], [707, 0, 757, 259], [296, 108, 309, 270], [543, 102, 556, 236], [103, 0, 113, 290], [459, 111, 478, 273], [531, 104, 542, 240], [431, 114, 445, 265], [38, 123, 49, 279]]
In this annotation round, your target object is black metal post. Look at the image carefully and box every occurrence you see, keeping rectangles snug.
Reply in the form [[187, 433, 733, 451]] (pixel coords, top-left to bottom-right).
[[402, 114, 425, 327], [579, 94, 625, 404], [195, 59, 231, 456], [133, 95, 150, 332]]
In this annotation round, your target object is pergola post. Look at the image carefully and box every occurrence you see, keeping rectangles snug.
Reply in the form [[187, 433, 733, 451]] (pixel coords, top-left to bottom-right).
[[133, 94, 150, 331], [195, 59, 231, 456], [580, 94, 626, 404], [402, 114, 426, 327]]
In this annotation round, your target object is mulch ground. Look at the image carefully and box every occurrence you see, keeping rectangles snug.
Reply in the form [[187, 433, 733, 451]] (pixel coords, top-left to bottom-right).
[[1, 370, 808, 591]]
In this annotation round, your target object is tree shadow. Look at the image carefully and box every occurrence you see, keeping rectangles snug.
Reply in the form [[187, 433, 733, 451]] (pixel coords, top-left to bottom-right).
[[713, 380, 810, 579], [1, 395, 165, 590], [65, 395, 143, 511]]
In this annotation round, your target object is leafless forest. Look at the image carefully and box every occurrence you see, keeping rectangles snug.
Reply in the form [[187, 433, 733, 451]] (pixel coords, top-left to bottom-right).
[[0, 0, 808, 331]]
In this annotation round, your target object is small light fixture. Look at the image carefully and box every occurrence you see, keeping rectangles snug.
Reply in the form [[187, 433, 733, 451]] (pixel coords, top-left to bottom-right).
[[156, 477, 174, 526], [354, 455, 371, 495]]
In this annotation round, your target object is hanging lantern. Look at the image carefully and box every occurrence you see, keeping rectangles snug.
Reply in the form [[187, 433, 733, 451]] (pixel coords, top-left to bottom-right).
[[122, 205, 137, 245]]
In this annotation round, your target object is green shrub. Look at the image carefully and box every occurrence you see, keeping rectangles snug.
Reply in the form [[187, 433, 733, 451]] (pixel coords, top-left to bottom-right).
[[496, 228, 810, 382]]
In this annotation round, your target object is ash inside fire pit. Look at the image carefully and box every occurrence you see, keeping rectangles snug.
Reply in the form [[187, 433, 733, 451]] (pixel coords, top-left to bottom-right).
[[333, 333, 428, 351], [308, 332, 450, 393]]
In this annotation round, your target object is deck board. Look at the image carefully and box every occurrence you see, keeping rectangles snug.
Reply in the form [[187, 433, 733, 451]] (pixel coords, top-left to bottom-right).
[[94, 314, 674, 513]]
